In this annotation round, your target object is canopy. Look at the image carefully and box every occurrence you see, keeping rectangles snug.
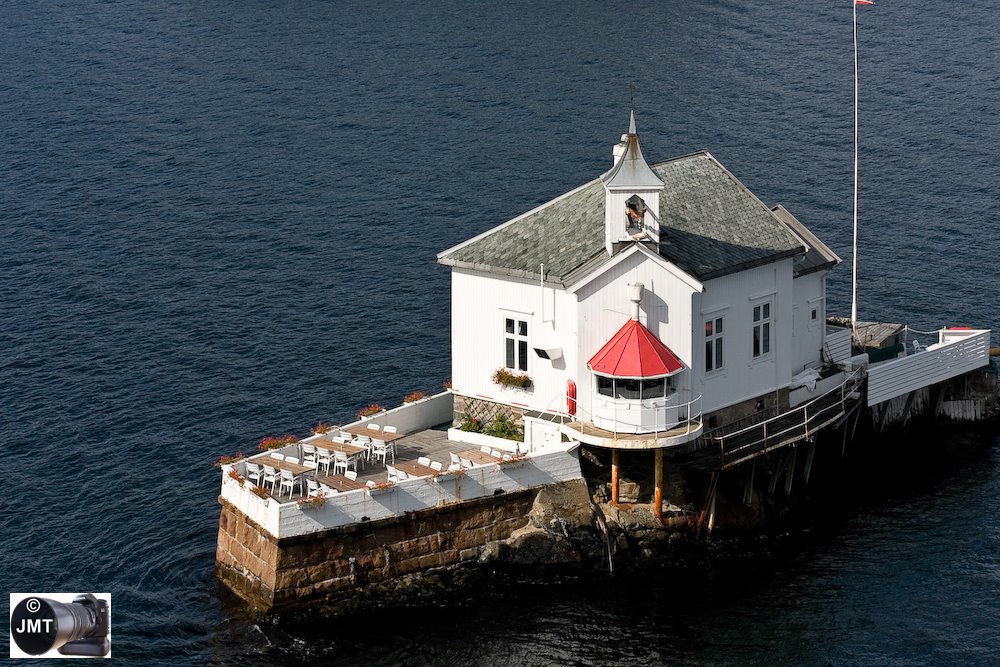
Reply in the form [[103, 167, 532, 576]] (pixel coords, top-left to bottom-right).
[[588, 319, 684, 379]]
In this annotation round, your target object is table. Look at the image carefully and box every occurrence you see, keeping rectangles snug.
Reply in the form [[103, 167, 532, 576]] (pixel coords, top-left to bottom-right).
[[313, 440, 368, 457], [393, 460, 438, 478], [341, 423, 406, 442], [315, 474, 368, 493], [252, 454, 313, 497], [456, 449, 499, 465]]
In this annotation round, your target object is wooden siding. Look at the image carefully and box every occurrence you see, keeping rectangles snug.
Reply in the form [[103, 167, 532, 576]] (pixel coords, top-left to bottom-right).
[[824, 325, 853, 364], [693, 258, 795, 414], [867, 329, 991, 406], [451, 268, 577, 414], [574, 250, 698, 419]]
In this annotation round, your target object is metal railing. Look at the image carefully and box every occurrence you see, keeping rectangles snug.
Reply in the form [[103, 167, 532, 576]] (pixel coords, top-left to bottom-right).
[[709, 367, 865, 469]]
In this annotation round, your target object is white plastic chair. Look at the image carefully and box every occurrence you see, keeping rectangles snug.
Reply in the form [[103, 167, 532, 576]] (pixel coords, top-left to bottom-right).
[[386, 465, 401, 483], [306, 478, 320, 496], [261, 464, 279, 491], [460, 457, 474, 469], [345, 470, 358, 481], [370, 440, 390, 465], [367, 423, 381, 433], [480, 445, 492, 454], [278, 469, 300, 498], [302, 444, 318, 469], [270, 452, 285, 460], [319, 482, 337, 497], [285, 456, 300, 465], [450, 453, 461, 466], [418, 456, 431, 467], [383, 425, 398, 435], [490, 449, 503, 459], [244, 463, 263, 486], [430, 461, 443, 472], [334, 452, 356, 476], [316, 447, 333, 475], [447, 463, 462, 473]]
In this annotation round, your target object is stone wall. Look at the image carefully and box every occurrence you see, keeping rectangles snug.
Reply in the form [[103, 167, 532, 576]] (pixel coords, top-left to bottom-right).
[[216, 486, 543, 614]]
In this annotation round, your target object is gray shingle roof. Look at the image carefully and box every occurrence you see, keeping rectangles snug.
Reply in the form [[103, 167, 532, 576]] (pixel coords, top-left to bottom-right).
[[438, 151, 807, 284]]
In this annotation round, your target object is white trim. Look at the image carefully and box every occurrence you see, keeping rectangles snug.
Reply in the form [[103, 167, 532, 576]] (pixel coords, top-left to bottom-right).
[[748, 289, 777, 301], [565, 243, 703, 294]]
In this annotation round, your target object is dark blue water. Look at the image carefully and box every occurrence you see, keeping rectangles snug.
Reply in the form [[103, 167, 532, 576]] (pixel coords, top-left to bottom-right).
[[3, 0, 998, 663]]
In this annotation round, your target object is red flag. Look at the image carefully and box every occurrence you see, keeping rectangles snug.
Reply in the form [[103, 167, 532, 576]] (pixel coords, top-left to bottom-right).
[[855, 0, 875, 5]]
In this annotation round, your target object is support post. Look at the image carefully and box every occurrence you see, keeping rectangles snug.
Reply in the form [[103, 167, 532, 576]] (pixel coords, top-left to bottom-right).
[[653, 448, 664, 519], [611, 449, 620, 505]]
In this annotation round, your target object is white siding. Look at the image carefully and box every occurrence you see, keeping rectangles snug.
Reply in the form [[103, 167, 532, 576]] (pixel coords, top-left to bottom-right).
[[791, 271, 826, 372], [867, 329, 990, 406], [451, 268, 578, 413], [693, 259, 795, 414], [575, 251, 698, 420]]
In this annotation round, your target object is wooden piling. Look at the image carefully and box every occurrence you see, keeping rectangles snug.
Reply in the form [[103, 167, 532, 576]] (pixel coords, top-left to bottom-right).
[[653, 448, 664, 519], [611, 449, 620, 505]]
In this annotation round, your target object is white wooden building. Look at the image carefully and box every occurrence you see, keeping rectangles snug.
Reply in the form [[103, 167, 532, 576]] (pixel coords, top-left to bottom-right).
[[438, 113, 841, 453]]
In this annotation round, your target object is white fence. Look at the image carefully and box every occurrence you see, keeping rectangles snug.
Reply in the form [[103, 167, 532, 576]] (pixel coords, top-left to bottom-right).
[[824, 325, 853, 363], [867, 329, 991, 406], [220, 446, 584, 539]]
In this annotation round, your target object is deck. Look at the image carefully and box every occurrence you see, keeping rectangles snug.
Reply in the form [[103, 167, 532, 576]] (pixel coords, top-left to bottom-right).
[[560, 418, 703, 450]]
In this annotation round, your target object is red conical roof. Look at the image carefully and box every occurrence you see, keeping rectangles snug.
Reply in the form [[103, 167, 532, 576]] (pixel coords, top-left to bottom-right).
[[588, 319, 684, 378]]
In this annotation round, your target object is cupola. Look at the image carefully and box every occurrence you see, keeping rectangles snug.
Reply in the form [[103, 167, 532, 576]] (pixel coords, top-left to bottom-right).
[[601, 111, 664, 254]]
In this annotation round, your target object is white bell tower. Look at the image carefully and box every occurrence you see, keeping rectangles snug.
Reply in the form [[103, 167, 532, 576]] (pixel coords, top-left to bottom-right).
[[601, 112, 664, 254]]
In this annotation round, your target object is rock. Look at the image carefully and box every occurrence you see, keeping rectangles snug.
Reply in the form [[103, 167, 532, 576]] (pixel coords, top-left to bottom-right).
[[618, 480, 641, 504]]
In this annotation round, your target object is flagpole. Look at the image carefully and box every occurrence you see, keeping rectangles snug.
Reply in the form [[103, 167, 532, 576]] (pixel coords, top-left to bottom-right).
[[851, 0, 860, 338]]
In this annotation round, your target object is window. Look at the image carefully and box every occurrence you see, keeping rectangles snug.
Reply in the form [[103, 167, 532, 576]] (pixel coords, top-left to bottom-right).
[[753, 302, 772, 358], [597, 376, 674, 400], [811, 308, 818, 321], [504, 317, 529, 371], [625, 194, 645, 233], [705, 317, 724, 372]]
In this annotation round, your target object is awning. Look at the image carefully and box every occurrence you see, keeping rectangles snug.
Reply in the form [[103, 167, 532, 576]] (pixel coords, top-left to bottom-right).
[[588, 319, 684, 378]]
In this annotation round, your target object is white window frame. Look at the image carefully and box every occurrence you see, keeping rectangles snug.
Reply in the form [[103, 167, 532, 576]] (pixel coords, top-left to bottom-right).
[[704, 315, 724, 373], [752, 300, 772, 359], [502, 314, 529, 372]]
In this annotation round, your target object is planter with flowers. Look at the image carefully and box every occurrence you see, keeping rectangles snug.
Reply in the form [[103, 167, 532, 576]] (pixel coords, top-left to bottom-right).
[[311, 421, 336, 437], [357, 403, 385, 420], [258, 434, 298, 451], [215, 452, 245, 468], [249, 485, 272, 504], [403, 390, 429, 404], [297, 494, 327, 509], [365, 480, 396, 496], [491, 367, 532, 390]]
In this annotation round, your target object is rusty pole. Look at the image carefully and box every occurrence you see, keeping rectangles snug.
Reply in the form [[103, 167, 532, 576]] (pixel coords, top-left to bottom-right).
[[611, 449, 620, 505], [653, 448, 664, 520]]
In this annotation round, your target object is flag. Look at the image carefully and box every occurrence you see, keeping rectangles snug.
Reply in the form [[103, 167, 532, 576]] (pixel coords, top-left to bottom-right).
[[855, 0, 875, 5]]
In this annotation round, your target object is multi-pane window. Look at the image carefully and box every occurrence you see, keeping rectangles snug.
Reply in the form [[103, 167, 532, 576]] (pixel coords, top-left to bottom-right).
[[753, 302, 772, 358], [504, 317, 528, 371], [705, 316, 724, 372]]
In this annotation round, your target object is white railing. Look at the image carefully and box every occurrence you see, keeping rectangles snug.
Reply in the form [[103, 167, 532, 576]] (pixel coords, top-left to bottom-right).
[[867, 328, 990, 406], [710, 366, 865, 469], [589, 391, 702, 435], [551, 392, 703, 443], [220, 445, 584, 539]]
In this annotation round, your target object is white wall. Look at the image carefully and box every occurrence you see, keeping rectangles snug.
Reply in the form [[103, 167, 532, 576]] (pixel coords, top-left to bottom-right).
[[574, 251, 698, 419], [223, 447, 585, 538], [693, 258, 795, 414], [451, 268, 578, 413], [791, 271, 827, 373]]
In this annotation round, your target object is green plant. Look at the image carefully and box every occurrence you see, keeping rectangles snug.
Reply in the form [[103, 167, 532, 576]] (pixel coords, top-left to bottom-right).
[[483, 412, 524, 441], [491, 367, 531, 389], [459, 412, 482, 433]]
